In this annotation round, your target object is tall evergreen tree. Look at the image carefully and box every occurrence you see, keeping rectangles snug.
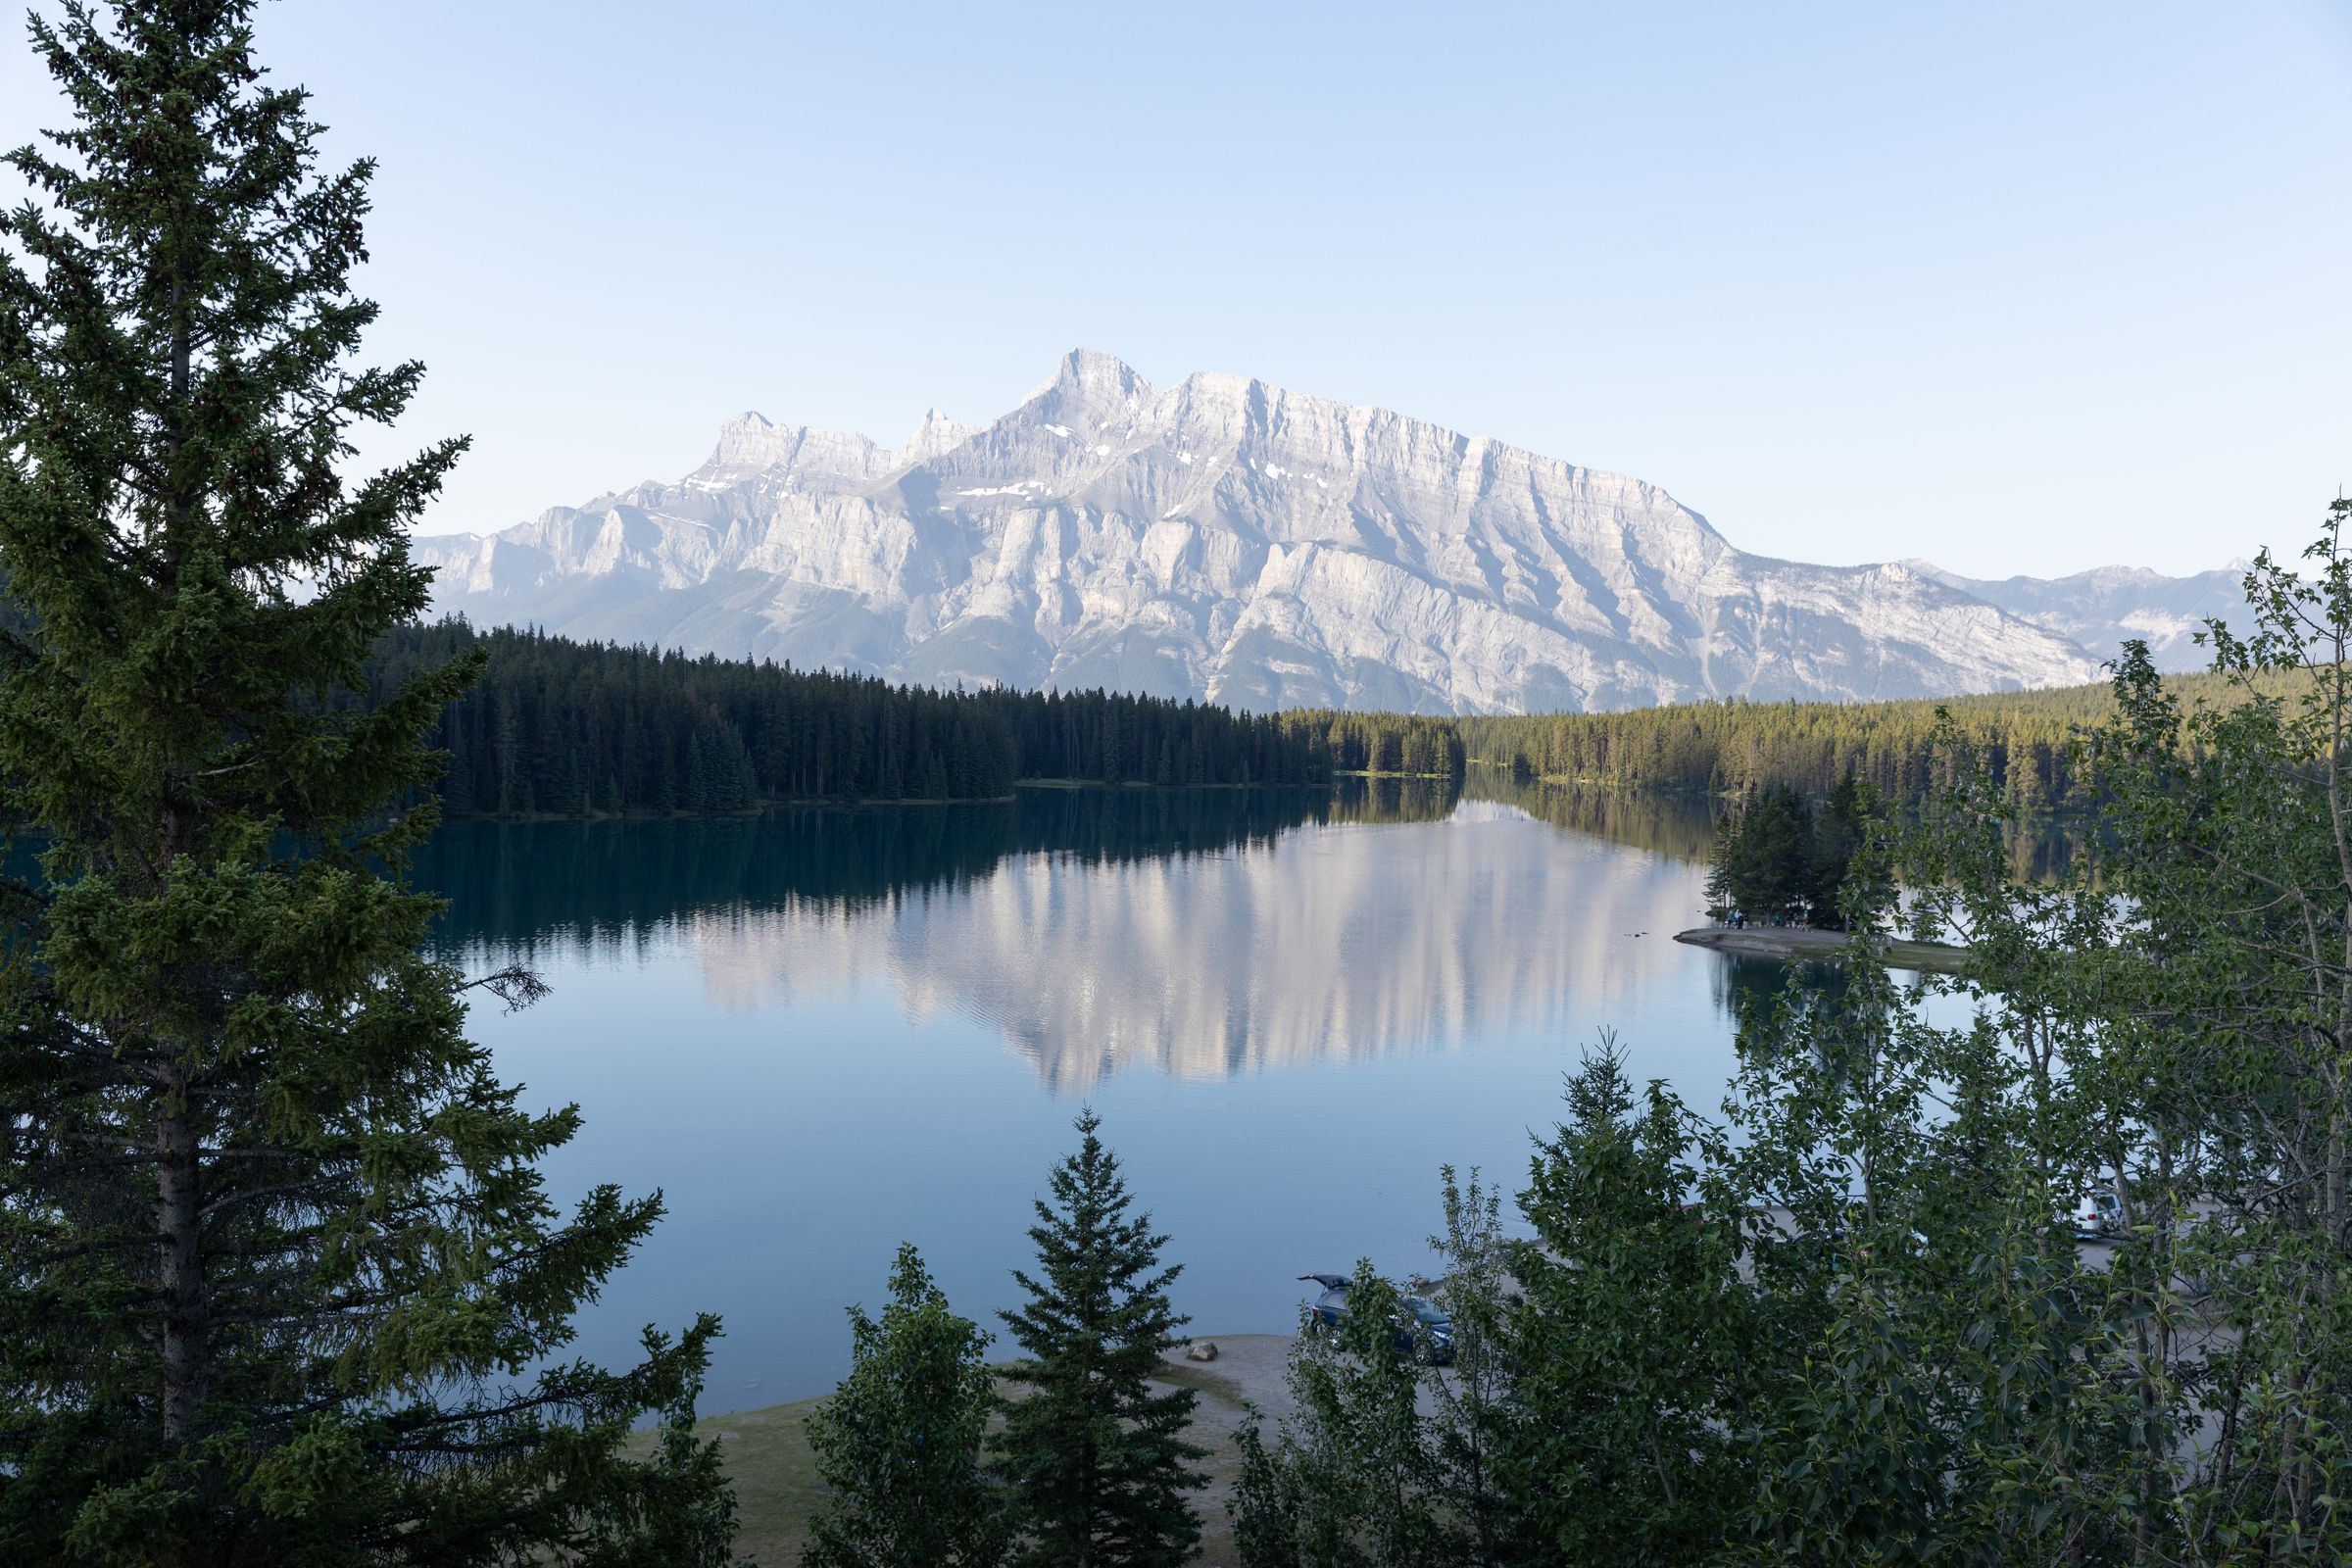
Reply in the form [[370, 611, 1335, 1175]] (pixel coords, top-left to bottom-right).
[[1804, 771, 1881, 926], [1492, 1043, 1756, 1562], [802, 1244, 1008, 1568], [996, 1109, 1207, 1568], [1720, 782, 1820, 925], [0, 4, 729, 1562], [1703, 798, 1741, 918]]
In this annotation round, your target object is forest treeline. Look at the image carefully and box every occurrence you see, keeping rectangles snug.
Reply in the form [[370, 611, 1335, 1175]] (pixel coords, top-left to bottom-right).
[[368, 621, 1332, 815], [1285, 709, 1467, 780], [374, 620, 2269, 820], [1453, 668, 2261, 811]]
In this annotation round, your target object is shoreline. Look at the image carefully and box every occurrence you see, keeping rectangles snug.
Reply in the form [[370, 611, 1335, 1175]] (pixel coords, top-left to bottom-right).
[[1673, 925, 1970, 974]]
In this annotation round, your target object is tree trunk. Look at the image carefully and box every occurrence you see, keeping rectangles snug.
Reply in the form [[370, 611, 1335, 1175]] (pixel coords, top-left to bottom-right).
[[157, 1075, 206, 1445]]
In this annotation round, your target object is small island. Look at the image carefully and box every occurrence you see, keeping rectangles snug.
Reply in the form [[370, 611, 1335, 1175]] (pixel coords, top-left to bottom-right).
[[1674, 925, 1970, 975]]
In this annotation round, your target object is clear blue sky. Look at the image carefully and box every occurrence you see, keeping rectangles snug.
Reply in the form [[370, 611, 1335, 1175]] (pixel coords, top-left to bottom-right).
[[5, 1, 2347, 577]]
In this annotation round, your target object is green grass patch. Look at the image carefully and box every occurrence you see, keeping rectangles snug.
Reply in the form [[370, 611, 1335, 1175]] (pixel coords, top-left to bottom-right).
[[646, 1365, 1261, 1565]]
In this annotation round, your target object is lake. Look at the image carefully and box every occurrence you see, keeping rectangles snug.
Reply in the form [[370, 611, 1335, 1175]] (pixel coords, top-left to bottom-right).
[[418, 779, 1784, 1413]]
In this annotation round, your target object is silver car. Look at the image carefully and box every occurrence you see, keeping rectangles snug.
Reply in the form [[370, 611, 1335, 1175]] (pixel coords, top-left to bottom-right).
[[2067, 1187, 2125, 1241]]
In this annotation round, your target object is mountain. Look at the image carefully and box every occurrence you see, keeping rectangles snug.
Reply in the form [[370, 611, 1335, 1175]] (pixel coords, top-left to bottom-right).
[[419, 350, 2213, 713], [1900, 561, 2249, 673]]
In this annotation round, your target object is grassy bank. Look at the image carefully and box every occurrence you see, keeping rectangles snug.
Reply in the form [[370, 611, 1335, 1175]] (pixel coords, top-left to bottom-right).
[[659, 1346, 1271, 1565]]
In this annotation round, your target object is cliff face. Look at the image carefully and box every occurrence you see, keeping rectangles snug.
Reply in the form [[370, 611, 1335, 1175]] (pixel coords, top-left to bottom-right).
[[421, 349, 2133, 712]]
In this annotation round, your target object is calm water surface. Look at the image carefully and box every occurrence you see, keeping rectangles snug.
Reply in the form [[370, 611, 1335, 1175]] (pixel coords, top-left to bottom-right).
[[419, 781, 1779, 1412]]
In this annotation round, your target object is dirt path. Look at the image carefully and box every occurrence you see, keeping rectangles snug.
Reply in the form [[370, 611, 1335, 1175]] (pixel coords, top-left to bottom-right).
[[1152, 1335, 1294, 1565], [1157, 1333, 1296, 1424]]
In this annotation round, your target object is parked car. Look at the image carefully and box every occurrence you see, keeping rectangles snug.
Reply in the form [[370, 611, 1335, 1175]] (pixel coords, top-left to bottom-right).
[[2067, 1187, 2126, 1241], [1298, 1272, 1455, 1364]]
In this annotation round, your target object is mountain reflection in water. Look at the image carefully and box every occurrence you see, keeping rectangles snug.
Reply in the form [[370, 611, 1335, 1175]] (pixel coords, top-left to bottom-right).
[[417, 779, 2036, 1404], [420, 778, 2066, 1093], [421, 779, 1728, 1091]]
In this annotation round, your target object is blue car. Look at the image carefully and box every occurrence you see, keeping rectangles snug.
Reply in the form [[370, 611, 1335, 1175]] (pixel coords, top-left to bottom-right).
[[1298, 1273, 1455, 1364]]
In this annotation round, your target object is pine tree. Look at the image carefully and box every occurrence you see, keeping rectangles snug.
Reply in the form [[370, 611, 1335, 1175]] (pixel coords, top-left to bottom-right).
[[1703, 799, 1741, 919], [1490, 1042, 1755, 1560], [0, 5, 731, 1562], [996, 1109, 1207, 1568], [1805, 771, 1885, 927], [1725, 783, 1815, 925], [802, 1244, 1009, 1568]]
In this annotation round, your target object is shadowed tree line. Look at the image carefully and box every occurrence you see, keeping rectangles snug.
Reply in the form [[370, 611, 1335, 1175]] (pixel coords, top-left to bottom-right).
[[1282, 710, 1467, 781], [370, 620, 1332, 816], [379, 619, 2282, 827]]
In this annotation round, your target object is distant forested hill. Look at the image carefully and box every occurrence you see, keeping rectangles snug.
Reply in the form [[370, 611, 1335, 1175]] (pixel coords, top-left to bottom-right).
[[1453, 668, 2263, 810]]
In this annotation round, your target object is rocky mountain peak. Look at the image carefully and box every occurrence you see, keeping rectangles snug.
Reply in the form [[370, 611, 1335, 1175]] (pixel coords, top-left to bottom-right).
[[709, 410, 779, 464], [1008, 348, 1154, 431], [418, 354, 2232, 711], [1039, 346, 1152, 398], [901, 407, 980, 463]]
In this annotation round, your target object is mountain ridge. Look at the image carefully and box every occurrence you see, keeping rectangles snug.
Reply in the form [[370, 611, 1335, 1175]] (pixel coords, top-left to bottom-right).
[[419, 351, 2227, 713]]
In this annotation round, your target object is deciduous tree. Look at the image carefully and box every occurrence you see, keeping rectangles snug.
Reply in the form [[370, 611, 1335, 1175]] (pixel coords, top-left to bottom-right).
[[802, 1244, 1007, 1568], [1231, 1259, 1464, 1568]]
